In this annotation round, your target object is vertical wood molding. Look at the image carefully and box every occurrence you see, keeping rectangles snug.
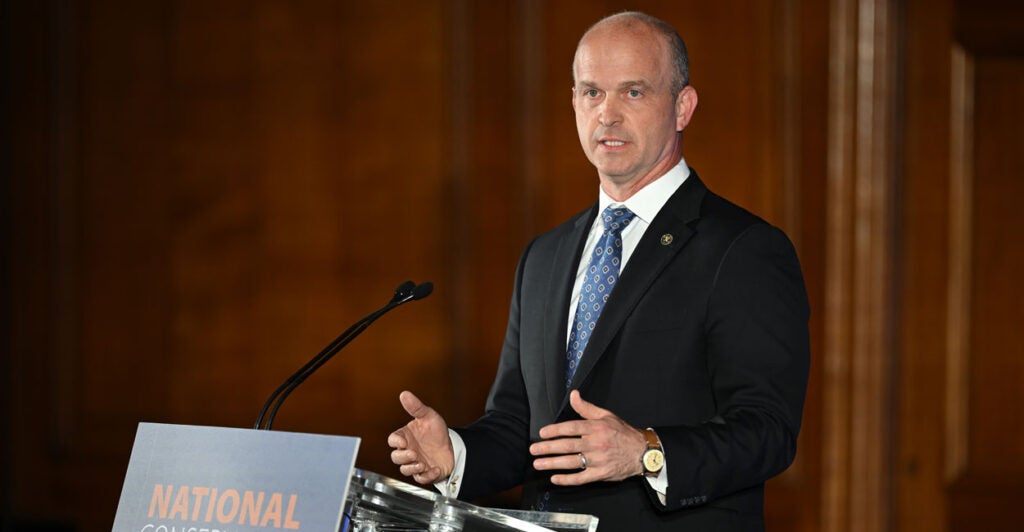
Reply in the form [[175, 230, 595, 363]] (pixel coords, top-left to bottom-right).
[[823, 0, 899, 530], [822, 0, 856, 525], [944, 44, 972, 484], [823, 0, 857, 527], [851, 0, 897, 529]]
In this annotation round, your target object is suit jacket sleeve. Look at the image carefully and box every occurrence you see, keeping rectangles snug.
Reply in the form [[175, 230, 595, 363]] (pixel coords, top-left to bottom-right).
[[656, 222, 810, 510]]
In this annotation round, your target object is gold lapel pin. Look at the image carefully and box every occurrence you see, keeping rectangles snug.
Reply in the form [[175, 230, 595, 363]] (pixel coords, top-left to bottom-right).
[[660, 234, 674, 246]]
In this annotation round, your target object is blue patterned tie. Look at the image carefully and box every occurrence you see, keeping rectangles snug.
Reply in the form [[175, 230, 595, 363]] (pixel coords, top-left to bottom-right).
[[566, 206, 636, 388]]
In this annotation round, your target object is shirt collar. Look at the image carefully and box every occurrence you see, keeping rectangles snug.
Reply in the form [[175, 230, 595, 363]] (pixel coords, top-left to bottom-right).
[[597, 157, 690, 225]]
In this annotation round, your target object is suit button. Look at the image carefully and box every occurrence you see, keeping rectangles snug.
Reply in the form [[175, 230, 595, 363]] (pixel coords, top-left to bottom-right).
[[533, 491, 551, 512]]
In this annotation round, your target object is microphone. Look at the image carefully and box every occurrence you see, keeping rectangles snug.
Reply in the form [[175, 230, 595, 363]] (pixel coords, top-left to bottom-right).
[[254, 280, 433, 430], [411, 281, 433, 301]]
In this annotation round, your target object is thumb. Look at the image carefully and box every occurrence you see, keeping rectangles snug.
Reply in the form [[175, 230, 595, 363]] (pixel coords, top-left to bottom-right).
[[399, 390, 431, 419], [569, 390, 611, 420]]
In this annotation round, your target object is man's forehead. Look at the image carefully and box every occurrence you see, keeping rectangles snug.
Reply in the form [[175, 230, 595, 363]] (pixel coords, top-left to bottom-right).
[[573, 40, 668, 87]]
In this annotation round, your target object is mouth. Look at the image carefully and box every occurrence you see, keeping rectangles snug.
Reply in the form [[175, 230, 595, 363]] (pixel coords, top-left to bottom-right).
[[598, 137, 628, 148]]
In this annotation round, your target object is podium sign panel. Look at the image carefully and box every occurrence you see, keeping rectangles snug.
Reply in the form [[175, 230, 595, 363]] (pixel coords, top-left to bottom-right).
[[113, 423, 359, 532]]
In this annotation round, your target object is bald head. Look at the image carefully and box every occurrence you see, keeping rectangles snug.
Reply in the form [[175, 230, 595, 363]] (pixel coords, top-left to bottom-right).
[[573, 12, 690, 94], [569, 11, 699, 200]]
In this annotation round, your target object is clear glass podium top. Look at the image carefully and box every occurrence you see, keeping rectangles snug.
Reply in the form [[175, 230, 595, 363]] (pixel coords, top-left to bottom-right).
[[344, 469, 599, 532]]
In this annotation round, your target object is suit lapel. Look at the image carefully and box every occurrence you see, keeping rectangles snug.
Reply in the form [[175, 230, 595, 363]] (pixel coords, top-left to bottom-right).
[[562, 173, 708, 412], [542, 206, 597, 417]]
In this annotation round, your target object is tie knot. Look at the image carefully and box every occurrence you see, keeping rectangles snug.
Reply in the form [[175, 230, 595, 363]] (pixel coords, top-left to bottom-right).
[[602, 206, 636, 235]]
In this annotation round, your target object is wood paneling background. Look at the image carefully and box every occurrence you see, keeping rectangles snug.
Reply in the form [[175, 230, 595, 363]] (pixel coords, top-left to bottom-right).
[[897, 1, 1024, 531], [2, 1, 1020, 531]]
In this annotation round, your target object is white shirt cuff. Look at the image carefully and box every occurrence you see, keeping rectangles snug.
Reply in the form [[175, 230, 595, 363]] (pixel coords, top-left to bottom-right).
[[645, 458, 669, 505], [433, 429, 467, 497]]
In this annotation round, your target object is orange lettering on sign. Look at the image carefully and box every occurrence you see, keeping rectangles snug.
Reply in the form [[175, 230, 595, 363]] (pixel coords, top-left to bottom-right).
[[148, 485, 173, 518], [260, 492, 283, 528], [190, 486, 211, 521], [238, 490, 265, 526], [205, 488, 218, 522], [216, 488, 240, 523], [169, 485, 190, 520], [284, 494, 301, 530], [143, 483, 301, 529]]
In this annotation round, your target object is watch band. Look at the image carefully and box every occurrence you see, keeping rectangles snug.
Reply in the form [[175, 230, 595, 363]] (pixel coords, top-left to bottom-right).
[[642, 428, 664, 476], [643, 428, 662, 450]]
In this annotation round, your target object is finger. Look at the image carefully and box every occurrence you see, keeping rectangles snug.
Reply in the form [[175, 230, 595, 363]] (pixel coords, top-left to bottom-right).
[[412, 467, 442, 485], [400, 462, 426, 477], [538, 419, 589, 439], [530, 437, 582, 456], [387, 431, 407, 449], [532, 453, 588, 472], [399, 390, 431, 419], [390, 448, 418, 465], [569, 390, 612, 420], [550, 470, 596, 486]]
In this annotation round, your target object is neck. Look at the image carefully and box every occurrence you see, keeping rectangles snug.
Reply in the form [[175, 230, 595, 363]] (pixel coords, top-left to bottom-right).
[[599, 149, 683, 202]]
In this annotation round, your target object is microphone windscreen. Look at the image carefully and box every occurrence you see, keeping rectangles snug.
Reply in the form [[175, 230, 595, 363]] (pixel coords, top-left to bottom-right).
[[392, 280, 416, 302], [412, 282, 434, 300]]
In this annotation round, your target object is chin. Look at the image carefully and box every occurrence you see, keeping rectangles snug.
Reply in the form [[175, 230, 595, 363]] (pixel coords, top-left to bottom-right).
[[595, 164, 633, 178]]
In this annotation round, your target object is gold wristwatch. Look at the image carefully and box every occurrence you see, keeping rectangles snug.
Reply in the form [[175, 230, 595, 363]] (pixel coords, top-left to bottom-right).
[[641, 428, 664, 477]]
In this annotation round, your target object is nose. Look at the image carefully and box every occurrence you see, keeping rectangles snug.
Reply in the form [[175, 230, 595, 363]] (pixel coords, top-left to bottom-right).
[[598, 97, 622, 127]]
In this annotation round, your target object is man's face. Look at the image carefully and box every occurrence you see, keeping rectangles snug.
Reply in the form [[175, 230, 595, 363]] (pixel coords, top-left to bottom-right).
[[572, 25, 695, 198]]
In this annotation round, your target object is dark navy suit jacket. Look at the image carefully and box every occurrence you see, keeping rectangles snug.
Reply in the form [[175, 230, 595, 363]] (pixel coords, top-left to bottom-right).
[[454, 172, 810, 531]]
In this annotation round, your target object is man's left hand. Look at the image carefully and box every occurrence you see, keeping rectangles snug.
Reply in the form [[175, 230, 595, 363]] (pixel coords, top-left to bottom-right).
[[530, 390, 647, 485]]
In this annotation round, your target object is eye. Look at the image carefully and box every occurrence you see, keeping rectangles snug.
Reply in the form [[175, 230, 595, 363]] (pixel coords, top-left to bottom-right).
[[585, 89, 600, 98], [627, 89, 642, 98]]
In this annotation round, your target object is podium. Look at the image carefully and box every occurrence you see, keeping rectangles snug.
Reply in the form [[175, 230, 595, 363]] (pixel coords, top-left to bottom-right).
[[345, 469, 599, 532], [113, 424, 598, 532]]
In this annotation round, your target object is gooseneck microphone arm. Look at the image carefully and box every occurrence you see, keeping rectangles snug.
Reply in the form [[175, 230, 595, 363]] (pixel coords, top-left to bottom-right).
[[254, 280, 433, 430], [253, 280, 414, 430]]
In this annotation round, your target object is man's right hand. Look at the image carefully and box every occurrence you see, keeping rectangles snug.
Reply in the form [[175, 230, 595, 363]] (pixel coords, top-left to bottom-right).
[[387, 390, 455, 485]]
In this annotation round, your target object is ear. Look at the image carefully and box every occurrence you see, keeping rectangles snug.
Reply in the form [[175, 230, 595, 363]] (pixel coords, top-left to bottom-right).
[[571, 85, 579, 113], [675, 86, 699, 131]]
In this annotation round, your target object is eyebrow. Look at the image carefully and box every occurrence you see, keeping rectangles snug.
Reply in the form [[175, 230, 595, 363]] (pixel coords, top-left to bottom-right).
[[575, 80, 655, 91]]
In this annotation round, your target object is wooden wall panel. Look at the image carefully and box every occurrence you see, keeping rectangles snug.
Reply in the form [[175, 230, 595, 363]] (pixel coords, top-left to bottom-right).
[[964, 57, 1024, 476], [442, 0, 532, 427], [898, 1, 1024, 531], [897, 0, 955, 529], [7, 1, 452, 529], [948, 53, 1024, 530], [785, 1, 832, 531], [3, 1, 826, 530]]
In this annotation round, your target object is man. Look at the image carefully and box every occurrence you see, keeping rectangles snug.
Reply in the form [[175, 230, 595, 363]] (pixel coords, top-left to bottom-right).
[[389, 11, 809, 530]]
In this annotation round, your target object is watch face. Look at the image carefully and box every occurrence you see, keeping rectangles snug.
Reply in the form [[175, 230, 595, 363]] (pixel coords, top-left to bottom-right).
[[643, 449, 664, 472]]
